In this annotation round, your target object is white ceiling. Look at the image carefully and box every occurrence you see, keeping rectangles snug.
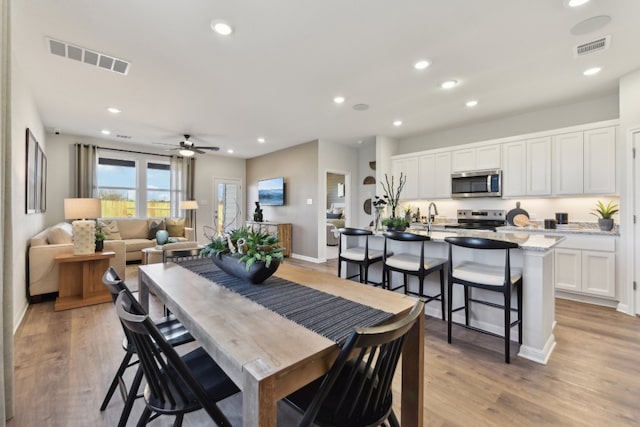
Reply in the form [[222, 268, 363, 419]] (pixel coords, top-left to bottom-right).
[[11, 0, 640, 159]]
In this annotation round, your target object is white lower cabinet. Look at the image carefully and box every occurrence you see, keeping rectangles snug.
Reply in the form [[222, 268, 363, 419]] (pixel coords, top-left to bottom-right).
[[555, 236, 616, 299]]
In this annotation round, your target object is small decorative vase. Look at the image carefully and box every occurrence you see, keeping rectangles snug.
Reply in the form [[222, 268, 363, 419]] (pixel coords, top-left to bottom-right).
[[95, 240, 104, 252], [374, 207, 384, 231], [211, 253, 280, 284], [156, 230, 169, 245], [598, 218, 614, 232]]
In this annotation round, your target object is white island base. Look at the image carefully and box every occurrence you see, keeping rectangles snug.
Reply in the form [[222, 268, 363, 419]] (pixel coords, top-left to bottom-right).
[[341, 230, 563, 365]]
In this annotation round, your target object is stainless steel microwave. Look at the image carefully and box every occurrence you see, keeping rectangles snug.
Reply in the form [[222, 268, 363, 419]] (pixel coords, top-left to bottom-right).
[[451, 169, 502, 198]]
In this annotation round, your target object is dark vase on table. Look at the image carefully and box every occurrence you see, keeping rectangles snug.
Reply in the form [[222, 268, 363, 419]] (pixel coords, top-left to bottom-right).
[[95, 240, 104, 252]]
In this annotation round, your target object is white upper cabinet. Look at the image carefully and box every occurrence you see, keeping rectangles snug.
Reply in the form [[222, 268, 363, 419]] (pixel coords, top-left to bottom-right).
[[527, 137, 552, 196], [553, 132, 584, 195], [501, 137, 551, 197], [452, 144, 500, 172], [419, 152, 451, 199], [584, 127, 616, 194], [391, 157, 418, 200], [552, 127, 616, 196]]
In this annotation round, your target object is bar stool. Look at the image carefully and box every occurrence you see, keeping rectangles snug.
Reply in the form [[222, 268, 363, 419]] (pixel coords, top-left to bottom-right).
[[338, 228, 387, 286], [445, 236, 523, 363], [382, 231, 447, 320]]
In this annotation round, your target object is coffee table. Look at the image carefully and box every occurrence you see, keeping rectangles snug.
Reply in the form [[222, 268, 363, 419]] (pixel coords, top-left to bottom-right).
[[142, 244, 204, 265]]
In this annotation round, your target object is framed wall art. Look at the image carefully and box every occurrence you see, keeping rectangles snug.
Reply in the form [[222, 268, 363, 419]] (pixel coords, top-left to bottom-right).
[[25, 128, 46, 214]]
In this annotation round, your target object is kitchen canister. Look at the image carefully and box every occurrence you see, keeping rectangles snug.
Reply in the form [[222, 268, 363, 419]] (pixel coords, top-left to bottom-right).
[[544, 219, 557, 229], [555, 213, 568, 224]]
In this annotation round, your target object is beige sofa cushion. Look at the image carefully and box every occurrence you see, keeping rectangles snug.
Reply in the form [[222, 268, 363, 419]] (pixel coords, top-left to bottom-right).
[[48, 223, 73, 244], [125, 238, 156, 252], [166, 218, 186, 237], [98, 219, 122, 240], [117, 219, 149, 239]]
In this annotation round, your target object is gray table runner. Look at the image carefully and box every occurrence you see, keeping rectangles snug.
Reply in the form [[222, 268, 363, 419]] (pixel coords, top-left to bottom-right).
[[177, 258, 393, 344]]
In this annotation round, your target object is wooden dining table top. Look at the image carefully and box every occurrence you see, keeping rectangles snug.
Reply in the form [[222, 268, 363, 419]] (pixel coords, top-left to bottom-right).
[[138, 261, 424, 426]]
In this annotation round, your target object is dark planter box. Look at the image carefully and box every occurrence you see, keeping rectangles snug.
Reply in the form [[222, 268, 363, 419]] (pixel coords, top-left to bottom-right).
[[211, 253, 280, 284]]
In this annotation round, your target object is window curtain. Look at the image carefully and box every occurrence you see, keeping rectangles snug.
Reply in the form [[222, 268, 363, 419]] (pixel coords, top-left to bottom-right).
[[1, 0, 13, 422], [73, 144, 98, 198], [169, 156, 195, 219]]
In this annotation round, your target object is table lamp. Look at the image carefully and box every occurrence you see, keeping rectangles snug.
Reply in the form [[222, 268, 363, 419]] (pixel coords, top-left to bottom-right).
[[179, 200, 199, 241], [64, 198, 102, 255]]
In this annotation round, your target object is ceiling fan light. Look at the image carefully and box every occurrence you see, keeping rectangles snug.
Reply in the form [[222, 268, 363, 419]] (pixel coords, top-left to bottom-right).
[[179, 148, 195, 157]]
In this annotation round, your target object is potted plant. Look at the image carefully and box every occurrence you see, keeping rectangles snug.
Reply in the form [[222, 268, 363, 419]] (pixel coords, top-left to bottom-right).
[[380, 173, 407, 230], [201, 226, 285, 283], [403, 204, 413, 223], [591, 200, 619, 231], [95, 227, 105, 251]]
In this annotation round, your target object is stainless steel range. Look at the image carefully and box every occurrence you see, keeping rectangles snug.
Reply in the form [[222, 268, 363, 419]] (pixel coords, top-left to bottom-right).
[[445, 209, 506, 231]]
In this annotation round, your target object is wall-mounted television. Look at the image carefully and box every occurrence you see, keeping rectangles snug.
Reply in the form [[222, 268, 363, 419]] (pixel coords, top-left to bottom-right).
[[258, 177, 285, 206]]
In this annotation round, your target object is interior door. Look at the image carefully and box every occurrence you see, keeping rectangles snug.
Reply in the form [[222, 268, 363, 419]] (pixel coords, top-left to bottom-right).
[[213, 177, 242, 236], [634, 132, 640, 314]]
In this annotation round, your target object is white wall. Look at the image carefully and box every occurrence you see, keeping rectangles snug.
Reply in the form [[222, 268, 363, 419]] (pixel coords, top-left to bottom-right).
[[11, 58, 45, 328], [398, 91, 619, 154], [357, 142, 377, 227], [46, 133, 246, 244]]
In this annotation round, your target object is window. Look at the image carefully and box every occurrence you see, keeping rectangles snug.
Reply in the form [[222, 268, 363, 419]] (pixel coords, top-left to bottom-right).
[[96, 150, 178, 218], [147, 162, 170, 218]]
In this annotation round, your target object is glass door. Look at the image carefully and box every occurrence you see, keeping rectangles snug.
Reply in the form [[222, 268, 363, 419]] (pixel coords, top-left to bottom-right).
[[213, 177, 242, 236]]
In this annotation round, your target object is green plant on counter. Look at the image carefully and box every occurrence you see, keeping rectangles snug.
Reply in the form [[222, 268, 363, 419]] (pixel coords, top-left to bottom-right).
[[591, 200, 619, 219], [201, 226, 284, 271], [403, 204, 413, 215], [382, 217, 409, 228]]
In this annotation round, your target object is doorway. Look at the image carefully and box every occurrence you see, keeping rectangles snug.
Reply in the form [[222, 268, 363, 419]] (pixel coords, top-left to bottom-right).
[[634, 131, 640, 314], [212, 177, 242, 237], [325, 172, 347, 260]]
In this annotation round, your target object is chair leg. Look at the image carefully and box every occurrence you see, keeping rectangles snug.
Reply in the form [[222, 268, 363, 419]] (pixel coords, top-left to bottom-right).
[[447, 280, 453, 343], [364, 264, 369, 285], [464, 286, 470, 326], [517, 284, 523, 345], [137, 407, 153, 427], [504, 289, 511, 364], [359, 264, 364, 283], [388, 410, 400, 427], [338, 258, 342, 278], [118, 365, 144, 427], [173, 414, 184, 427], [101, 351, 134, 410], [418, 275, 424, 298], [403, 273, 408, 294], [439, 268, 445, 321]]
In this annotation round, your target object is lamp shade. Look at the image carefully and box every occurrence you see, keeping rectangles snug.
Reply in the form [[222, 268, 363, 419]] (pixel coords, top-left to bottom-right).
[[179, 200, 199, 210], [64, 198, 101, 220]]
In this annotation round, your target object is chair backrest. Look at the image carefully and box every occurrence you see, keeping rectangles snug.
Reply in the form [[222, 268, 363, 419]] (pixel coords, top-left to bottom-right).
[[338, 228, 373, 259], [298, 299, 425, 427], [102, 267, 144, 312], [114, 291, 231, 424], [382, 231, 430, 264], [445, 236, 519, 286], [163, 247, 202, 263]]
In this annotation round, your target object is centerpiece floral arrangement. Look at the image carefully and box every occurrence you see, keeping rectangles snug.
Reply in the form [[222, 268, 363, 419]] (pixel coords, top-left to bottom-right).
[[201, 226, 284, 271], [380, 173, 409, 230]]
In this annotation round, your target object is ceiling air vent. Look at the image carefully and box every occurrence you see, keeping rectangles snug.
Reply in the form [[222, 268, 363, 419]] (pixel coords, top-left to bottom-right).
[[574, 35, 610, 57], [46, 37, 131, 75]]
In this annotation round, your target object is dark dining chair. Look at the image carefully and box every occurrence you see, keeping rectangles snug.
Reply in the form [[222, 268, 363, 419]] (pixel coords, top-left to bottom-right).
[[445, 236, 523, 363], [284, 299, 425, 427], [337, 227, 389, 286], [100, 267, 195, 427], [382, 231, 447, 320], [115, 290, 240, 426]]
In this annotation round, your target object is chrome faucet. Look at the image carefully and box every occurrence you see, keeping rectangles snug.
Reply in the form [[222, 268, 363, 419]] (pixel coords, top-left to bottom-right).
[[427, 202, 438, 233]]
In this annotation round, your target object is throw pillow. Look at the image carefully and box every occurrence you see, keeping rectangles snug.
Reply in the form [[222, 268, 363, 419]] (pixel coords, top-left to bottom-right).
[[166, 218, 186, 237], [48, 225, 72, 244], [148, 218, 166, 239], [98, 219, 122, 240]]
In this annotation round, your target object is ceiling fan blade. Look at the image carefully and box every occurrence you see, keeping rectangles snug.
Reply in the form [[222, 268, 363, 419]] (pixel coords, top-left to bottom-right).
[[196, 146, 220, 151], [152, 142, 179, 147], [193, 148, 206, 154]]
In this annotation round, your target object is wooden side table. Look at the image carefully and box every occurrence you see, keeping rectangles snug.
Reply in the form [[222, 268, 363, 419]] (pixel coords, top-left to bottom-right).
[[54, 251, 115, 311]]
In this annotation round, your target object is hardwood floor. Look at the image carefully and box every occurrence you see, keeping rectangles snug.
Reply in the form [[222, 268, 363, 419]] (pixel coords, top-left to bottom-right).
[[8, 257, 640, 426]]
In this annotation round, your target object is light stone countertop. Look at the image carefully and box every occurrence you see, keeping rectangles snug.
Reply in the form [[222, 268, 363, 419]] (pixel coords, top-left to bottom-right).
[[373, 228, 565, 252]]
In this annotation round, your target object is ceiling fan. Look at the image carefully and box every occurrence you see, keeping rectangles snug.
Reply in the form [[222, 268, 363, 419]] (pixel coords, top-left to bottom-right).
[[155, 134, 220, 156]]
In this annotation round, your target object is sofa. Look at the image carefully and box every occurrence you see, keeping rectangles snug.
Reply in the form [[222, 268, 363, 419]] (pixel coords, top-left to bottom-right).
[[28, 222, 126, 299], [28, 218, 194, 299], [97, 218, 194, 262]]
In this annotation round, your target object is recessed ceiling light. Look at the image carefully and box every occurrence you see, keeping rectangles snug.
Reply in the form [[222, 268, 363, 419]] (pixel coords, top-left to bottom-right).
[[393, 120, 403, 127], [357, 140, 363, 145], [257, 137, 266, 143], [566, 0, 590, 7], [106, 107, 121, 114], [211, 20, 234, 36], [227, 149, 234, 154], [583, 67, 602, 76], [466, 100, 478, 107], [441, 80, 458, 89], [334, 96, 345, 104], [101, 129, 111, 135], [414, 60, 430, 70]]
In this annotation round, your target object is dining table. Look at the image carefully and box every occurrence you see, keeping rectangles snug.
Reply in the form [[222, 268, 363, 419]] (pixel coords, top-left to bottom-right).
[[138, 260, 424, 427]]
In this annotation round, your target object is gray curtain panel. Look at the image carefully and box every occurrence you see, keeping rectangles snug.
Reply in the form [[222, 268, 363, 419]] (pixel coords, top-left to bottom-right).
[[73, 143, 98, 198], [170, 155, 195, 220]]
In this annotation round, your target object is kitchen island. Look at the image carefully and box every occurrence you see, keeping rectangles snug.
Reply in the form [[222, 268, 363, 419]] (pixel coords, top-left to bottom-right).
[[342, 229, 564, 364]]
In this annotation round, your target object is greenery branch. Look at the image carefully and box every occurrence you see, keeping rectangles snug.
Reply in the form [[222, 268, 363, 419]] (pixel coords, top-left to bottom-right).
[[381, 173, 406, 218]]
